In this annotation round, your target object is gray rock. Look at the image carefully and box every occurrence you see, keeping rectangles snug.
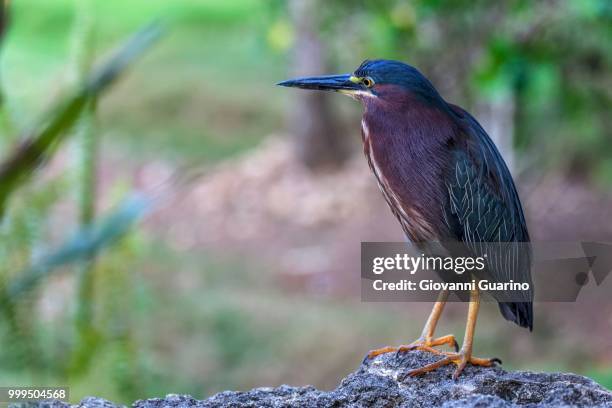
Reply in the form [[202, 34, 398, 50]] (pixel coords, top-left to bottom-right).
[[29, 351, 612, 407]]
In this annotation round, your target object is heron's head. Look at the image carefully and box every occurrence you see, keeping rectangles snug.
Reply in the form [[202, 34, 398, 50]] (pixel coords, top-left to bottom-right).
[[278, 59, 442, 105]]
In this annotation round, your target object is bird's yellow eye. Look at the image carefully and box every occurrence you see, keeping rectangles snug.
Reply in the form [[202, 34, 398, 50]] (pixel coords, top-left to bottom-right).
[[362, 77, 375, 88]]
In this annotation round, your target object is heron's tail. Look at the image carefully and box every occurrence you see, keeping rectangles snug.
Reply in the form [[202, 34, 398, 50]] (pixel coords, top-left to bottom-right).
[[498, 301, 533, 331]]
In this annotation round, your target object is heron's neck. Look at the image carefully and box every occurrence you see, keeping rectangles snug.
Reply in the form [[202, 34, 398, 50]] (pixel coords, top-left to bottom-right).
[[362, 96, 455, 145]]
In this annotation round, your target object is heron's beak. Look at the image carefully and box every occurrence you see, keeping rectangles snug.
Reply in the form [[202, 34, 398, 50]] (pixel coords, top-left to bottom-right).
[[277, 74, 363, 94]]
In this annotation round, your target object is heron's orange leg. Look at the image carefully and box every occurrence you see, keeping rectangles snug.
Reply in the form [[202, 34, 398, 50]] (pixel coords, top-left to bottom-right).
[[366, 291, 458, 360], [404, 288, 501, 379]]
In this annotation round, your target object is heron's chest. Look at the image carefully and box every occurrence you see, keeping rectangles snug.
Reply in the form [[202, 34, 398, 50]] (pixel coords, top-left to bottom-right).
[[361, 120, 439, 241]]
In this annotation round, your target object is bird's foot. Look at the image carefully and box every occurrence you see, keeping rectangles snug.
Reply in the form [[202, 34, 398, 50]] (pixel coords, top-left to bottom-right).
[[395, 334, 459, 356], [364, 334, 458, 362], [401, 349, 501, 380]]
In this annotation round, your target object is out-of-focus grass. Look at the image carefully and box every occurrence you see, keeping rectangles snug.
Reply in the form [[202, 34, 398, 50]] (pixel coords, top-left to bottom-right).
[[3, 0, 289, 161]]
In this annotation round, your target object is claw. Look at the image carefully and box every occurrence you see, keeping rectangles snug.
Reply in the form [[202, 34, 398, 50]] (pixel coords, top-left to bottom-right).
[[400, 351, 500, 380], [452, 360, 468, 380], [394, 345, 413, 359]]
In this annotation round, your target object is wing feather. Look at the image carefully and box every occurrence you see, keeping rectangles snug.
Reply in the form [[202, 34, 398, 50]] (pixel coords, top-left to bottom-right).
[[446, 106, 533, 330]]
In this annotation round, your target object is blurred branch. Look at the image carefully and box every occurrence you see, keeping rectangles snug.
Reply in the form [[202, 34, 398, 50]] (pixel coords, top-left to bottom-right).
[[5, 156, 219, 300], [0, 22, 163, 218], [7, 194, 152, 299]]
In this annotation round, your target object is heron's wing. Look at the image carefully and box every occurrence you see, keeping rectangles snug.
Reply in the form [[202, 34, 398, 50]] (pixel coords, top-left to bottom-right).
[[445, 105, 533, 330]]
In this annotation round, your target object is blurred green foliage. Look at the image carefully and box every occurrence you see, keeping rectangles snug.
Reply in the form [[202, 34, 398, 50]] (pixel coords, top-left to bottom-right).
[[0, 4, 161, 403]]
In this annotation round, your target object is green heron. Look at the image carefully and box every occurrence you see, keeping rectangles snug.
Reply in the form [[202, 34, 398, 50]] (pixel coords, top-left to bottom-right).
[[279, 60, 533, 379]]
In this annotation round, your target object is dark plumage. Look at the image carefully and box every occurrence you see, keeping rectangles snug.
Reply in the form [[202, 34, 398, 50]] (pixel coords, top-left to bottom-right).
[[279, 59, 533, 378]]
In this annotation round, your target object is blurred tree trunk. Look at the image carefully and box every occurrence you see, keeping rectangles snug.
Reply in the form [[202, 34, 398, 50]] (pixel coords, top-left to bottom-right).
[[288, 0, 347, 170], [476, 96, 516, 173]]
